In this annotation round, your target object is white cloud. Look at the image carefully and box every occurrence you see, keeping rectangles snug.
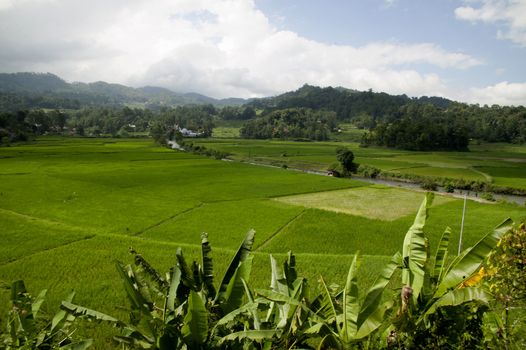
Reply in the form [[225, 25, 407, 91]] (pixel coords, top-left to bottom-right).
[[382, 0, 398, 9], [464, 81, 526, 106], [0, 0, 481, 99], [455, 0, 526, 46]]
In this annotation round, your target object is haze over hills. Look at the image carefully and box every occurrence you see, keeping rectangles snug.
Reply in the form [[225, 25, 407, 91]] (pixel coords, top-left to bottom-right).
[[0, 72, 248, 110], [0, 72, 522, 115]]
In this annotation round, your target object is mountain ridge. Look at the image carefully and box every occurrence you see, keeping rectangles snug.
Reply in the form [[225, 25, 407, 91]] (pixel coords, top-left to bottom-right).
[[0, 72, 248, 110]]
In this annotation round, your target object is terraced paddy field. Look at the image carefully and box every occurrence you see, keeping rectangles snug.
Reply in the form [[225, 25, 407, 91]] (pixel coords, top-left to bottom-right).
[[1, 137, 525, 345]]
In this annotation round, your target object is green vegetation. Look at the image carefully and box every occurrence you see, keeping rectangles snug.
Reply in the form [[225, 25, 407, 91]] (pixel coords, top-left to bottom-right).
[[485, 223, 526, 347], [248, 84, 526, 145], [361, 103, 469, 151], [1, 138, 525, 347], [4, 193, 522, 349], [240, 108, 337, 140], [274, 186, 452, 221], [193, 138, 526, 192]]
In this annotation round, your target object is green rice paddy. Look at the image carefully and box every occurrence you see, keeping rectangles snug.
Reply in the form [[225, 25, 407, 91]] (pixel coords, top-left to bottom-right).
[[195, 138, 526, 190], [274, 186, 453, 220], [0, 136, 525, 346]]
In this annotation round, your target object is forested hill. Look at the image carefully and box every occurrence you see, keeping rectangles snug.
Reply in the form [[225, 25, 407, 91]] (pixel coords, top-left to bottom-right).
[[246, 84, 453, 120], [0, 72, 247, 111], [241, 85, 525, 145]]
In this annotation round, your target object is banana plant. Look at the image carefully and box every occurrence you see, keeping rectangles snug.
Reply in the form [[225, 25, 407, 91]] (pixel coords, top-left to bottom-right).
[[256, 252, 310, 348], [303, 251, 400, 349], [390, 192, 513, 347], [1, 280, 92, 349], [61, 230, 256, 349], [209, 252, 307, 348]]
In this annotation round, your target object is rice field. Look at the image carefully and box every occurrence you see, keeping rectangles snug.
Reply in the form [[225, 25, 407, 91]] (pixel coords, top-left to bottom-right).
[[274, 186, 453, 220], [195, 138, 526, 190], [0, 137, 524, 346]]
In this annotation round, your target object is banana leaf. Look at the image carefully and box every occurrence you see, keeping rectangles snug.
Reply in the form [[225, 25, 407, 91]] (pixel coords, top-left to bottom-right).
[[215, 229, 255, 304], [181, 290, 208, 347], [167, 265, 181, 312], [433, 227, 451, 282], [218, 329, 280, 345], [242, 278, 261, 330], [314, 276, 338, 331], [340, 253, 361, 343], [435, 218, 512, 297], [269, 254, 288, 294], [402, 193, 433, 303], [221, 255, 253, 314], [115, 262, 153, 313], [176, 248, 197, 291], [423, 287, 491, 320], [32, 288, 47, 318], [356, 252, 400, 336], [60, 339, 94, 350], [51, 291, 76, 333], [356, 300, 394, 339], [129, 247, 168, 291], [256, 289, 302, 305], [212, 300, 260, 334], [201, 232, 216, 299], [284, 251, 297, 289], [60, 300, 143, 340]]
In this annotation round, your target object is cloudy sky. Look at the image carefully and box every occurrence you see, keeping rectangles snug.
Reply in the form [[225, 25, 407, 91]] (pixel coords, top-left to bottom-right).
[[0, 0, 525, 105]]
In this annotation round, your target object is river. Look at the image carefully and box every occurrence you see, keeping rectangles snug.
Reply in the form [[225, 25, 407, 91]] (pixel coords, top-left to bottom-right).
[[235, 160, 526, 206]]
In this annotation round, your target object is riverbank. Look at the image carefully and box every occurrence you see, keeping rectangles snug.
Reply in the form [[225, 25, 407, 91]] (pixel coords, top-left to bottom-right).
[[232, 159, 526, 206]]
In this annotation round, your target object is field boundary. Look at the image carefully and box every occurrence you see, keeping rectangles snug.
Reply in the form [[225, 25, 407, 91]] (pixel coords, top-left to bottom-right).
[[0, 207, 93, 233], [255, 209, 306, 251], [133, 202, 204, 236], [0, 234, 96, 266], [470, 166, 493, 182]]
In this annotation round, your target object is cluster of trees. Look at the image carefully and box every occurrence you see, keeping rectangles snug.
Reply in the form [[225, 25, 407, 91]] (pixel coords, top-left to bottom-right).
[[3, 196, 524, 349], [149, 105, 217, 144], [68, 107, 154, 137], [218, 106, 256, 120], [449, 103, 526, 143], [240, 108, 337, 140], [0, 104, 220, 144], [361, 103, 470, 151], [0, 110, 67, 144]]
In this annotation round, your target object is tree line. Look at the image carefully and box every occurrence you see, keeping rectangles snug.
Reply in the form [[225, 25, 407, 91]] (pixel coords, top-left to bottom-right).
[[360, 103, 470, 151], [0, 105, 218, 145], [246, 84, 526, 145]]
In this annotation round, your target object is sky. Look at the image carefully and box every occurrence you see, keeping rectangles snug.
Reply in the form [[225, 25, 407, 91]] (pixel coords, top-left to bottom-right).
[[0, 0, 525, 105]]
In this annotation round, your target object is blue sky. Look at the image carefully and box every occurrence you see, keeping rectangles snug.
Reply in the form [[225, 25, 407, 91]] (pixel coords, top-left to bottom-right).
[[257, 0, 525, 90], [0, 0, 525, 105]]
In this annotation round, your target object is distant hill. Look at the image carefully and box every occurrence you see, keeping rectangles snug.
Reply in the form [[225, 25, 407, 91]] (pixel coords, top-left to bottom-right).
[[246, 84, 453, 120], [0, 72, 247, 111]]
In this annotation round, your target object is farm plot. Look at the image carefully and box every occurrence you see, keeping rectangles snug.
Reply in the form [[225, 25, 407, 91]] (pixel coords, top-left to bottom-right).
[[274, 186, 453, 220]]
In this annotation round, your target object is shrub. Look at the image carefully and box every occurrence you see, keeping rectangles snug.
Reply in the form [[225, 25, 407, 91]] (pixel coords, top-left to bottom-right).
[[444, 182, 455, 193], [481, 192, 495, 201], [357, 164, 381, 178], [420, 180, 438, 191]]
